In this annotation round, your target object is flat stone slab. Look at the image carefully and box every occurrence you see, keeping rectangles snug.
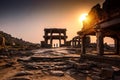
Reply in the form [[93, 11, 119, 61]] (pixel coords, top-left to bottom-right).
[[17, 57, 30, 62], [50, 70, 64, 77], [23, 63, 40, 70], [31, 56, 79, 60], [14, 71, 33, 76], [9, 77, 30, 80]]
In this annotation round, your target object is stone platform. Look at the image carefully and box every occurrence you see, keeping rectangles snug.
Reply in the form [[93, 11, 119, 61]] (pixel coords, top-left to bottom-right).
[[81, 54, 120, 67]]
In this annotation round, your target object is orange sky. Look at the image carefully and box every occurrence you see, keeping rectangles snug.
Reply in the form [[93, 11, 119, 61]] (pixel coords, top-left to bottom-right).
[[0, 0, 115, 44]]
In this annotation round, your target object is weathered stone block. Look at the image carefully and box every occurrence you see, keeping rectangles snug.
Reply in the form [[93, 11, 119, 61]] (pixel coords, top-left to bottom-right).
[[75, 63, 91, 70], [100, 68, 114, 79], [14, 71, 33, 76], [50, 70, 64, 77], [9, 77, 30, 80]]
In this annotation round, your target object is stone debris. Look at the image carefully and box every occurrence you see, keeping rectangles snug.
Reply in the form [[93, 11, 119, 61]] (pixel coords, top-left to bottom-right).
[[0, 62, 14, 69], [100, 68, 114, 79], [76, 63, 92, 70], [54, 65, 69, 70], [66, 69, 78, 75], [17, 57, 30, 62], [23, 63, 40, 70], [5, 62, 15, 67], [112, 66, 120, 71], [112, 66, 120, 80], [67, 60, 120, 80], [9, 77, 30, 80], [68, 60, 92, 70], [14, 71, 33, 76], [92, 68, 101, 72], [90, 75, 101, 80], [50, 70, 64, 77]]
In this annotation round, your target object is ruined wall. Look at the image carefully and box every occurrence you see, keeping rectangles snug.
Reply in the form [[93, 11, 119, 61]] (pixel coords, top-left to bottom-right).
[[82, 0, 120, 32], [82, 4, 105, 31]]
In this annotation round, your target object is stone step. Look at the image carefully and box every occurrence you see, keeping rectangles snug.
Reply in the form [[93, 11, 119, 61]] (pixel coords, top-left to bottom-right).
[[67, 60, 92, 70], [49, 70, 64, 77], [30, 56, 79, 62]]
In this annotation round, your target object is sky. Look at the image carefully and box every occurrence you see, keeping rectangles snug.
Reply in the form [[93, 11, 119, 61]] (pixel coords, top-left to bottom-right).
[[0, 0, 112, 44]]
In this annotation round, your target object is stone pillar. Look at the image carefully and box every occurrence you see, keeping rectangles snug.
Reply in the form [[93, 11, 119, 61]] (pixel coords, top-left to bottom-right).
[[78, 37, 80, 46], [75, 39, 77, 46], [96, 29, 104, 56], [81, 35, 86, 55], [64, 38, 66, 45], [72, 39, 75, 47], [45, 39, 48, 44], [114, 38, 119, 55], [50, 31, 53, 46], [50, 39, 52, 45], [44, 32, 48, 44], [59, 32, 61, 47], [64, 31, 66, 44]]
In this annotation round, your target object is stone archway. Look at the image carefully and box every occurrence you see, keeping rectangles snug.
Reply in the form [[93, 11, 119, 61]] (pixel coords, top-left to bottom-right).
[[43, 28, 67, 47]]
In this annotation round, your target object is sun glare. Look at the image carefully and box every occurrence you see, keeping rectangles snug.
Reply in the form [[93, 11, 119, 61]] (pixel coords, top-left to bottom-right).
[[79, 13, 88, 22]]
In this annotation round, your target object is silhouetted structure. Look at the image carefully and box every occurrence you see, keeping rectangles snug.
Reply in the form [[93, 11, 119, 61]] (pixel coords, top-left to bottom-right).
[[77, 0, 120, 69], [71, 36, 90, 48], [71, 36, 80, 47], [42, 28, 67, 48], [77, 0, 120, 56], [65, 41, 71, 47]]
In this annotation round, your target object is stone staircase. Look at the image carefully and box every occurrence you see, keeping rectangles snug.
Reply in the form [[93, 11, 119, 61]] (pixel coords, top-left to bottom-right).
[[17, 55, 80, 78]]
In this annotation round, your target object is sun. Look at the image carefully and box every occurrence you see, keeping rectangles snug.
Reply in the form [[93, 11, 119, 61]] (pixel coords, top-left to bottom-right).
[[79, 13, 88, 22]]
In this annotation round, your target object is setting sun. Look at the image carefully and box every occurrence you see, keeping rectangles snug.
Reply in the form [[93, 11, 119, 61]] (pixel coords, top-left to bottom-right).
[[79, 13, 88, 22], [79, 13, 88, 30]]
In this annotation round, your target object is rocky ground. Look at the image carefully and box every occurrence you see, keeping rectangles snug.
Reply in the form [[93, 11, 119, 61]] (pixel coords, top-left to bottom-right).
[[0, 47, 120, 80]]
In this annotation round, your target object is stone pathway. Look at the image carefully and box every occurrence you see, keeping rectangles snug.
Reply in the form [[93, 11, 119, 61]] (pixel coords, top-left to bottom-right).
[[0, 47, 120, 80]]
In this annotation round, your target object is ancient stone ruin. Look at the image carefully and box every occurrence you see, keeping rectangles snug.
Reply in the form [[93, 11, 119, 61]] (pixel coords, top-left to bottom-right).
[[41, 28, 67, 48], [71, 36, 90, 48], [76, 0, 120, 79], [77, 0, 120, 66]]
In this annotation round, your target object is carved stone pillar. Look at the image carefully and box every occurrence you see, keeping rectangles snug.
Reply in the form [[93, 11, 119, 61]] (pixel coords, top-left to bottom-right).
[[96, 28, 104, 56], [114, 38, 119, 55], [81, 35, 86, 54]]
